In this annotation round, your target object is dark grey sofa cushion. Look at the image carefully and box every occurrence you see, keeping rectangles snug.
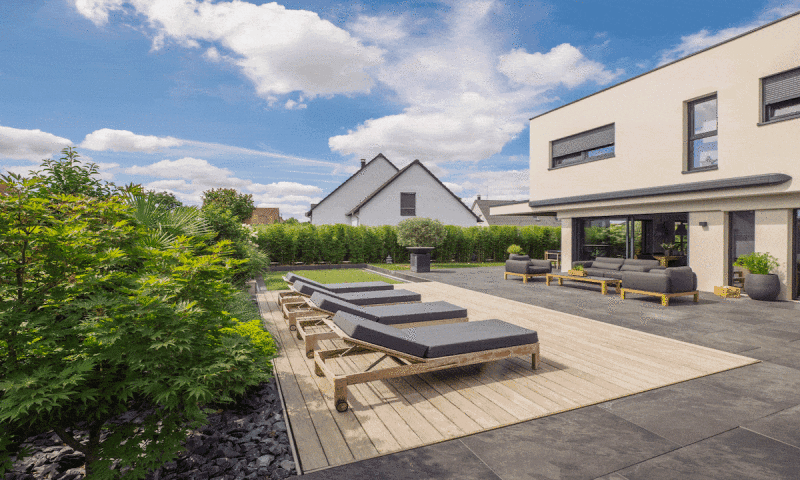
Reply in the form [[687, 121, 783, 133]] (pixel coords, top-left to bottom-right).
[[311, 293, 466, 326], [592, 262, 622, 271], [621, 267, 697, 293], [366, 301, 468, 326], [509, 254, 531, 261], [506, 259, 552, 275], [620, 259, 661, 272], [333, 312, 428, 357], [285, 273, 393, 292], [505, 259, 533, 274], [309, 292, 376, 320], [594, 257, 624, 266], [415, 320, 539, 358], [294, 281, 421, 305]]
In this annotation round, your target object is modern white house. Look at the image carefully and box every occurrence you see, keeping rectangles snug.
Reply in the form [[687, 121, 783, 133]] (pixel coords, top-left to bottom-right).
[[493, 11, 800, 300], [307, 154, 480, 227]]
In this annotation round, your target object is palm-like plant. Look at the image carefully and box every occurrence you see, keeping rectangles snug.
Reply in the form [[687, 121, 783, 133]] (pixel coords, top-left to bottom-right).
[[124, 192, 211, 247]]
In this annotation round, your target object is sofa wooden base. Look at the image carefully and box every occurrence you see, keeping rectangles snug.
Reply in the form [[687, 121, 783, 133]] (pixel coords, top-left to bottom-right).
[[504, 271, 548, 283], [620, 288, 699, 306]]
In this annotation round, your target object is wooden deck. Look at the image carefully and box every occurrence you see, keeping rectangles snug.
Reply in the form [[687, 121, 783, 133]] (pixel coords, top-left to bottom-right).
[[257, 281, 758, 474]]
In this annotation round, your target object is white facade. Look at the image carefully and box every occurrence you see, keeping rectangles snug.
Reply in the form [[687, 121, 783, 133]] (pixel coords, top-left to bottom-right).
[[307, 155, 397, 226], [352, 162, 478, 227], [308, 155, 479, 227]]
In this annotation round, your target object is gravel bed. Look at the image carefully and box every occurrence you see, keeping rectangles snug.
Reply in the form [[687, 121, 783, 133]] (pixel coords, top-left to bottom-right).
[[4, 378, 298, 480]]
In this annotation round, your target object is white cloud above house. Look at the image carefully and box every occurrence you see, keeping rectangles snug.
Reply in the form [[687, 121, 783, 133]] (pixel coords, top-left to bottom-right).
[[0, 125, 72, 161], [72, 0, 385, 101], [498, 44, 623, 88], [81, 128, 185, 152]]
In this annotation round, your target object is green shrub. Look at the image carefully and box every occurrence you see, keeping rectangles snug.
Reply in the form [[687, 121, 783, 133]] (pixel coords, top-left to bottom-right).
[[0, 159, 274, 479], [396, 217, 447, 248], [201, 188, 255, 223]]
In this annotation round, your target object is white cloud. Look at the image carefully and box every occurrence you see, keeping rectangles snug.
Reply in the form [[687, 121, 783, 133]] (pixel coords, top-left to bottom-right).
[[246, 181, 322, 196], [81, 128, 184, 153], [73, 0, 385, 100], [349, 14, 408, 44], [126, 157, 236, 182], [498, 44, 623, 88], [657, 3, 800, 65], [330, 1, 621, 166], [0, 125, 72, 161], [442, 181, 463, 194]]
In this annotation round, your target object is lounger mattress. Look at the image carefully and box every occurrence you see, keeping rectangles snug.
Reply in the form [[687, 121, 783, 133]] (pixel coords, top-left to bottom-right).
[[310, 292, 467, 325], [333, 312, 538, 359], [294, 281, 421, 305], [285, 273, 393, 292]]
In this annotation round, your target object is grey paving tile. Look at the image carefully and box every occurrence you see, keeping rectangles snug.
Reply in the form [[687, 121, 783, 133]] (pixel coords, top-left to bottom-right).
[[459, 406, 675, 480], [597, 381, 780, 446], [593, 474, 629, 480], [616, 427, 800, 480], [293, 439, 501, 480], [693, 361, 800, 409], [743, 404, 800, 449]]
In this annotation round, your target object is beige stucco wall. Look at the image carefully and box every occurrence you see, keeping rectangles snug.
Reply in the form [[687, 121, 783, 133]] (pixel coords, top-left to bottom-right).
[[559, 218, 572, 269], [528, 13, 800, 205], [688, 211, 728, 293], [755, 209, 794, 300]]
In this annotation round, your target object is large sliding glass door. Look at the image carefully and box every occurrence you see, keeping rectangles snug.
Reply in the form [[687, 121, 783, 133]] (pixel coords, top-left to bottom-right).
[[576, 214, 684, 261]]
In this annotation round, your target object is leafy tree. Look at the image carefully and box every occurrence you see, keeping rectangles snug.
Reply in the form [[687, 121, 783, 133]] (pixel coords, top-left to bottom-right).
[[201, 188, 255, 223], [147, 190, 183, 210], [33, 146, 117, 198], [396, 218, 447, 248], [0, 166, 274, 478], [282, 217, 300, 225]]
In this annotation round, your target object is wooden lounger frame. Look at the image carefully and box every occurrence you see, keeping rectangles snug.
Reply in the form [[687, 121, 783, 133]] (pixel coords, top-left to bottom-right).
[[296, 299, 468, 358], [620, 288, 699, 306], [313, 317, 540, 412], [503, 271, 548, 283]]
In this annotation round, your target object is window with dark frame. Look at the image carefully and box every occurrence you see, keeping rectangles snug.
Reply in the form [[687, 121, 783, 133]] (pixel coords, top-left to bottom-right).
[[551, 124, 615, 168], [400, 192, 416, 216], [763, 66, 800, 123], [687, 95, 718, 170]]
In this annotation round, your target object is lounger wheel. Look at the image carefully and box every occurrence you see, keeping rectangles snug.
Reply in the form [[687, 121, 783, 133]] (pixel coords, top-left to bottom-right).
[[336, 400, 349, 412], [289, 325, 297, 331], [307, 350, 314, 359]]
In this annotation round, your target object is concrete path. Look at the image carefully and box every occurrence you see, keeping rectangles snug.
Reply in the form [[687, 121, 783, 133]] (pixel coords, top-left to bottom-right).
[[292, 267, 800, 479]]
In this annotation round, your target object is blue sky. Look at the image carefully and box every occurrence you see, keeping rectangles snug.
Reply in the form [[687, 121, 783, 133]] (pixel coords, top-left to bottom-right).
[[2, 0, 799, 219]]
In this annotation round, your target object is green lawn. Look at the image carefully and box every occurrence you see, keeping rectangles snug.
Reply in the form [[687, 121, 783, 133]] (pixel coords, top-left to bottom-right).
[[369, 262, 506, 271], [261, 269, 405, 291]]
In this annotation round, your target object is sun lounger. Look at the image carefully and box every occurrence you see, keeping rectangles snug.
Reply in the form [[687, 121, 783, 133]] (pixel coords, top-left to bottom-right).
[[297, 292, 468, 357], [279, 273, 394, 304], [281, 281, 422, 325], [314, 311, 540, 412]]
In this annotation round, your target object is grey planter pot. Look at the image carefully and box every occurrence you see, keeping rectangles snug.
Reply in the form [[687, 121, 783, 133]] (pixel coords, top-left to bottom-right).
[[407, 247, 435, 273], [509, 254, 528, 260], [745, 273, 781, 301]]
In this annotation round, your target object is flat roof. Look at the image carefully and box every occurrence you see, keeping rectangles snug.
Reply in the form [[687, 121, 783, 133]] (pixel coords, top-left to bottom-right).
[[529, 10, 800, 121]]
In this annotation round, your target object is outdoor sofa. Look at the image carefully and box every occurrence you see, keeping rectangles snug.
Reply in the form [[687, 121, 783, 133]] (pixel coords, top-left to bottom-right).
[[504, 255, 554, 283], [296, 292, 469, 358], [314, 311, 540, 412], [571, 258, 699, 305], [282, 281, 422, 327]]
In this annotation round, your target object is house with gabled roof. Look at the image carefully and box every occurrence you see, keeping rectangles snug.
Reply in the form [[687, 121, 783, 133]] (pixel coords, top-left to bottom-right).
[[307, 154, 480, 227]]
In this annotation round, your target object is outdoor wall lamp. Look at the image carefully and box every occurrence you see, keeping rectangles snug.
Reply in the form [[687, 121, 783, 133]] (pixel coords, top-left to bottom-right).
[[699, 221, 708, 227]]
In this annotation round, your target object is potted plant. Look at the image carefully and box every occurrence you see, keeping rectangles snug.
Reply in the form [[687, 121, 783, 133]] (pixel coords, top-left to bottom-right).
[[396, 217, 447, 273], [507, 244, 526, 260], [734, 252, 781, 301], [660, 242, 675, 256], [568, 264, 587, 277]]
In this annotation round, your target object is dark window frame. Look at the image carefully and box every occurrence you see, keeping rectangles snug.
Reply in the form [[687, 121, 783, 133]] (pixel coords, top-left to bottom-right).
[[400, 192, 416, 216], [761, 66, 800, 125], [687, 94, 718, 172], [549, 123, 615, 170]]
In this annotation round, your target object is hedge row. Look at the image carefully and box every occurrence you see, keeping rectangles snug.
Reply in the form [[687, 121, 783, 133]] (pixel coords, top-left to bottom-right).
[[252, 223, 561, 265]]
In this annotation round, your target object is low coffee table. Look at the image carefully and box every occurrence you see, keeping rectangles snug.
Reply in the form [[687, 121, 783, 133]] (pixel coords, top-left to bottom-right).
[[545, 272, 622, 295]]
